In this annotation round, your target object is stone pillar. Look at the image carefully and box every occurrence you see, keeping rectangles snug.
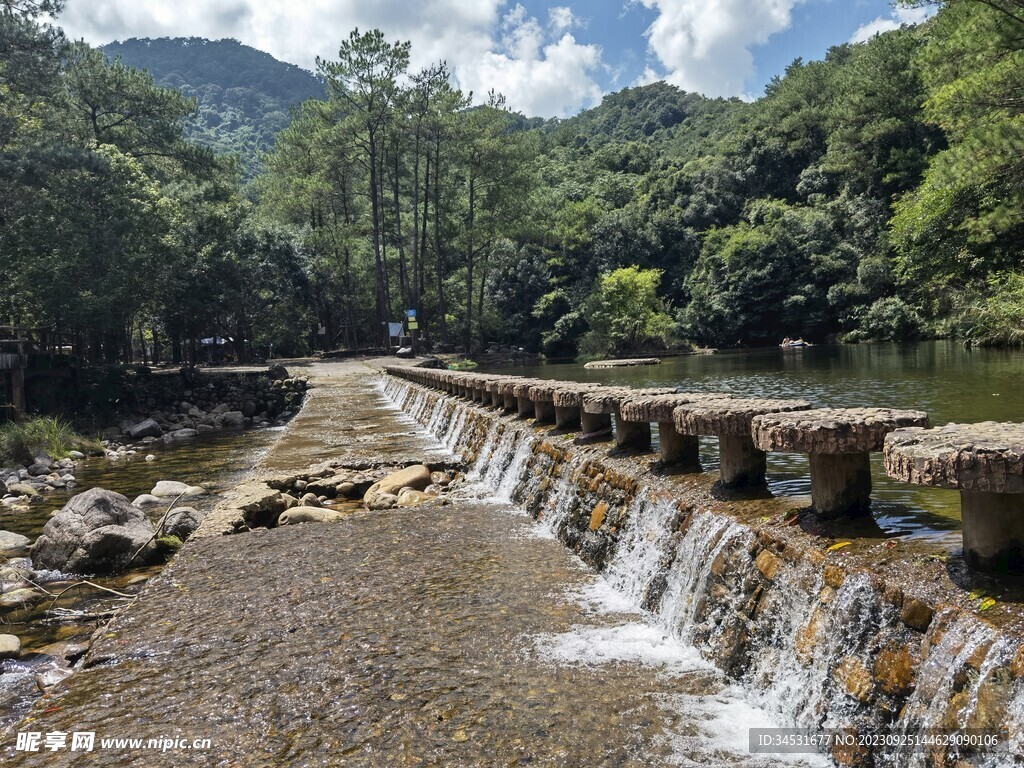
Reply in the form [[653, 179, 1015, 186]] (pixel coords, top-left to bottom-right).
[[809, 452, 872, 517], [490, 390, 503, 408], [719, 434, 767, 488], [555, 405, 580, 430], [581, 410, 612, 436], [517, 396, 533, 417], [504, 393, 517, 412], [534, 399, 555, 423], [615, 411, 651, 451], [961, 491, 1024, 572], [659, 422, 700, 469]]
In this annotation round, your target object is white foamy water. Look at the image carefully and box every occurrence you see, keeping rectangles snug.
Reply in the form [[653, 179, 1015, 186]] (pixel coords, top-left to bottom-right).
[[534, 622, 709, 672]]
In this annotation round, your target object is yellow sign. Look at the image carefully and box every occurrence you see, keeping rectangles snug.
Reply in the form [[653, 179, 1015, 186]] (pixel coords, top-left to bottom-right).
[[408, 321, 419, 331]]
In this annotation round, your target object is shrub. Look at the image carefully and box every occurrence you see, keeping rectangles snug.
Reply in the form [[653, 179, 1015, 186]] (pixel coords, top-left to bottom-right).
[[0, 417, 104, 466]]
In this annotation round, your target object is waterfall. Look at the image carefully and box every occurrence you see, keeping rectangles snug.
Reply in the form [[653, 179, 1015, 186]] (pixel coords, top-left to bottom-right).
[[494, 432, 536, 504]]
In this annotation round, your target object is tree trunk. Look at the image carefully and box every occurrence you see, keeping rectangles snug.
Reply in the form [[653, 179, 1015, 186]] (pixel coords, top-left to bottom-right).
[[368, 128, 387, 346], [391, 149, 410, 310], [465, 172, 475, 354], [433, 136, 448, 345]]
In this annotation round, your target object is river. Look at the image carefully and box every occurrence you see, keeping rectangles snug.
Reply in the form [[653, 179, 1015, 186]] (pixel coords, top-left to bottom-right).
[[483, 341, 1024, 547]]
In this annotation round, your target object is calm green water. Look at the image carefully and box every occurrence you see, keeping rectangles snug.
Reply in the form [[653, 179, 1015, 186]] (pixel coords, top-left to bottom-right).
[[485, 341, 1024, 545]]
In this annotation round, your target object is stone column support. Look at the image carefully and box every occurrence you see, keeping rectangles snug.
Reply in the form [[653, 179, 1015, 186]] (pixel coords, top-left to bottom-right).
[[961, 491, 1024, 572], [809, 452, 872, 518], [615, 411, 651, 451], [659, 423, 700, 469], [719, 434, 767, 489]]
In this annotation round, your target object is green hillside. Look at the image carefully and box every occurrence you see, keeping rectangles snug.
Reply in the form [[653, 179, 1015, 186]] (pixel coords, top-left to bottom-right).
[[102, 37, 325, 178]]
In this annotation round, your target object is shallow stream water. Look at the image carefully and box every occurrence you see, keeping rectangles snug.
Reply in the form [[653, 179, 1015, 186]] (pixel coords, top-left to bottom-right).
[[0, 427, 279, 728]]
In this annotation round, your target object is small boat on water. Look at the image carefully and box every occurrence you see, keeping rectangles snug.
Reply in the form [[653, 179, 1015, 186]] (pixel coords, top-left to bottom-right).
[[780, 337, 813, 348]]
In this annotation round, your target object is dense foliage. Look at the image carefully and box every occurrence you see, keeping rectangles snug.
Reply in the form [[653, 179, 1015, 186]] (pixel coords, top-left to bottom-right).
[[102, 37, 325, 178], [4, 0, 1024, 370], [1, 3, 308, 363]]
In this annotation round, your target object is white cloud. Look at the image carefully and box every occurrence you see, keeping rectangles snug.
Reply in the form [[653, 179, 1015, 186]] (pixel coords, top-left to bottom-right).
[[850, 5, 932, 44], [635, 0, 802, 98], [548, 6, 580, 33], [57, 0, 604, 118]]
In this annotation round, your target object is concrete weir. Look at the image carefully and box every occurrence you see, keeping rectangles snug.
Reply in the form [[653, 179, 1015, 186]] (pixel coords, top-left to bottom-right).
[[383, 368, 1024, 767]]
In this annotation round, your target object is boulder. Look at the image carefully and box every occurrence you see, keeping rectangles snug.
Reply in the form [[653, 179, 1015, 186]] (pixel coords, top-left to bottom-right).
[[0, 478, 6, 496], [396, 489, 436, 507], [299, 493, 322, 508], [151, 481, 205, 499], [0, 588, 45, 608], [27, 460, 51, 477], [165, 429, 199, 442], [231, 483, 287, 528], [68, 451, 85, 460], [396, 347, 414, 359], [363, 465, 431, 510], [129, 419, 163, 439], [221, 411, 245, 428], [365, 491, 400, 511], [267, 364, 289, 381], [0, 560, 31, 591], [163, 507, 205, 541], [278, 508, 346, 526], [7, 483, 38, 498], [0, 531, 31, 552], [0, 634, 21, 660], [31, 488, 157, 574], [132, 494, 163, 507]]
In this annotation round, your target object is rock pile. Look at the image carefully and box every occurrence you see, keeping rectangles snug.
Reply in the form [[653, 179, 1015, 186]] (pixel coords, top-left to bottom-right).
[[1, 455, 78, 511], [101, 368, 309, 456], [213, 463, 455, 533]]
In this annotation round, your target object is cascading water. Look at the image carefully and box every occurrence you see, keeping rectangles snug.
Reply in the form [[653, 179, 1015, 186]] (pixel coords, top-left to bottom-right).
[[380, 376, 1024, 767]]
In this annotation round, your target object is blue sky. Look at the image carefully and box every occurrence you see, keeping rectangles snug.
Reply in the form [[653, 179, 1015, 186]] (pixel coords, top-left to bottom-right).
[[58, 0, 929, 117]]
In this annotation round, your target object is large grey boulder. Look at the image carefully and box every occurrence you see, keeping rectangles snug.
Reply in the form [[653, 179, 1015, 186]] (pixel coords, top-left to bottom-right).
[[163, 507, 205, 541], [0, 478, 6, 496], [31, 489, 157, 574], [221, 411, 245, 428], [129, 419, 164, 439]]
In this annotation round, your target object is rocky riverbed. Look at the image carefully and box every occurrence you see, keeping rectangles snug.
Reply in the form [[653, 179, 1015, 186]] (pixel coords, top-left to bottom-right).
[[0, 407, 294, 730]]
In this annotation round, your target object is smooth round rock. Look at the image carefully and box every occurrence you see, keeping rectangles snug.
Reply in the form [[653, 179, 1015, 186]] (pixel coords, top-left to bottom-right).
[[884, 422, 1024, 493], [674, 398, 813, 436], [752, 408, 930, 454], [0, 633, 21, 660]]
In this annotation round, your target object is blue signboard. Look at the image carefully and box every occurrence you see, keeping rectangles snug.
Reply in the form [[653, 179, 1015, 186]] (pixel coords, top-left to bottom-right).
[[405, 309, 417, 319]]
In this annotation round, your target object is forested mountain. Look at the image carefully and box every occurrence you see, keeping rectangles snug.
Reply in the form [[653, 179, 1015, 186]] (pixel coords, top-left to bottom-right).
[[5, 1, 1024, 365], [101, 38, 324, 178]]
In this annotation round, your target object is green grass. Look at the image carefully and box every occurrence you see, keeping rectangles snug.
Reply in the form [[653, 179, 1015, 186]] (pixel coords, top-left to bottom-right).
[[0, 417, 105, 467], [447, 358, 479, 371]]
